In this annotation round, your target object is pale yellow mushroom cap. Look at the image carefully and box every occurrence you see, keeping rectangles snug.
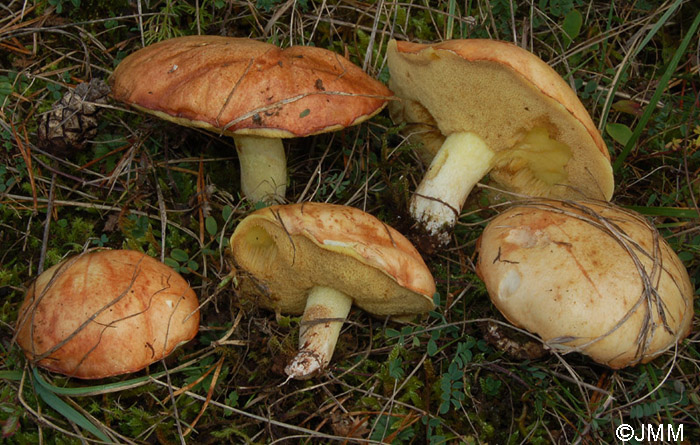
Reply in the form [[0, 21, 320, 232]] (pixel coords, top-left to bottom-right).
[[475, 200, 693, 368], [387, 39, 614, 201]]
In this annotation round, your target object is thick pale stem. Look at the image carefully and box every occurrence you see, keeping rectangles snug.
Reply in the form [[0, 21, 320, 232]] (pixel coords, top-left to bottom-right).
[[234, 135, 287, 204], [285, 286, 353, 380], [410, 132, 494, 243]]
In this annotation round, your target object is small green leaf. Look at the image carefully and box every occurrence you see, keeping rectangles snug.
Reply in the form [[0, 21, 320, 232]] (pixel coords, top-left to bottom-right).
[[205, 216, 218, 236], [0, 82, 12, 96], [385, 328, 401, 338], [480, 376, 502, 397], [630, 404, 643, 419], [439, 400, 450, 414], [427, 339, 438, 356], [170, 248, 189, 262], [222, 205, 233, 222], [223, 391, 239, 416], [388, 358, 404, 380], [217, 275, 233, 289], [186, 259, 199, 272], [299, 108, 310, 118], [612, 99, 643, 116], [562, 9, 583, 46], [643, 401, 659, 417], [584, 80, 598, 95], [677, 251, 693, 262], [163, 257, 180, 269], [605, 122, 633, 146]]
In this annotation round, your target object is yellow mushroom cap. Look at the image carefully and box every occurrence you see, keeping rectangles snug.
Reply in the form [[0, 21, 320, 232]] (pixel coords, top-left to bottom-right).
[[16, 250, 200, 379], [475, 200, 694, 368], [110, 35, 393, 138], [387, 39, 614, 201], [230, 202, 436, 316]]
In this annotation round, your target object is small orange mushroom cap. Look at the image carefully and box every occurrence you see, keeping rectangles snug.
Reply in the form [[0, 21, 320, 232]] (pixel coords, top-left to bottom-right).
[[16, 250, 200, 379]]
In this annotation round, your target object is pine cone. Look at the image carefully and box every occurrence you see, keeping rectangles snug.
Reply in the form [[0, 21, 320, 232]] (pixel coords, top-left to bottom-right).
[[37, 79, 110, 156]]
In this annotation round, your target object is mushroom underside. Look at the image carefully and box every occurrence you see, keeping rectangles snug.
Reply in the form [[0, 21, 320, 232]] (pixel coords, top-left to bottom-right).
[[410, 125, 574, 242], [231, 216, 434, 378]]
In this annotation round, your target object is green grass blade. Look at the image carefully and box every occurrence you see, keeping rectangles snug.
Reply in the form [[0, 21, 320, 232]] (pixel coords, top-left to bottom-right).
[[446, 0, 456, 40], [32, 368, 112, 443], [31, 365, 195, 397], [0, 370, 23, 380], [613, 8, 700, 171], [624, 205, 700, 219], [599, 0, 683, 132]]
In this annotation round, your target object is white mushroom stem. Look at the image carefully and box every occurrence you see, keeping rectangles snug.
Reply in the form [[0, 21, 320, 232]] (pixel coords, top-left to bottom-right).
[[410, 132, 494, 243], [233, 135, 287, 204], [285, 286, 353, 380]]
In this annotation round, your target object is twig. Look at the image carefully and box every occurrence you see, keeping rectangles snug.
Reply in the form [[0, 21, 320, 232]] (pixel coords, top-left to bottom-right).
[[155, 169, 167, 263], [37, 173, 56, 275], [3, 193, 201, 244], [148, 378, 386, 444]]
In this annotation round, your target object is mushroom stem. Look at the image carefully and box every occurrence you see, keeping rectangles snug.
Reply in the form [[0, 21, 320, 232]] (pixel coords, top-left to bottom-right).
[[233, 135, 287, 204], [285, 286, 353, 379], [410, 132, 494, 243]]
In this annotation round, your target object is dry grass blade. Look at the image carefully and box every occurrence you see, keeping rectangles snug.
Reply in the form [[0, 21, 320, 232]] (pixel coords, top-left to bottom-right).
[[148, 378, 387, 444], [0, 1, 697, 443], [182, 356, 224, 436]]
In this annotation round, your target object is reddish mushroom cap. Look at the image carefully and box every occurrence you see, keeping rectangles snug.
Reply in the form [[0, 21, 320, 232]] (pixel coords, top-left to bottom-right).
[[110, 35, 393, 138]]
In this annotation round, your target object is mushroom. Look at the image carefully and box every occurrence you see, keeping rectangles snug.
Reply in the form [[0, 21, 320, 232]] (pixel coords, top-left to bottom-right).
[[229, 202, 435, 379], [387, 39, 614, 245], [15, 250, 200, 379], [110, 35, 393, 204], [475, 199, 694, 368]]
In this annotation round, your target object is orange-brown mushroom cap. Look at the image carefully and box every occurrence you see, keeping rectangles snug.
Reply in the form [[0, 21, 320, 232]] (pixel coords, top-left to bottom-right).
[[15, 250, 200, 379], [110, 35, 393, 138], [230, 202, 436, 316]]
